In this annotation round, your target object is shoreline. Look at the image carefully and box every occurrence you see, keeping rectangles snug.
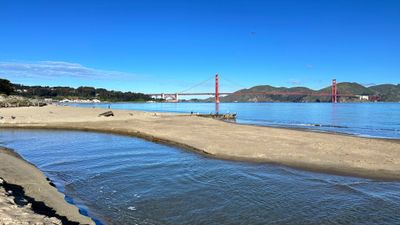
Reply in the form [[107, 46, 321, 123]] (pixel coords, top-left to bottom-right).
[[1, 105, 400, 181], [69, 103, 400, 140], [4, 125, 400, 181], [0, 146, 96, 224]]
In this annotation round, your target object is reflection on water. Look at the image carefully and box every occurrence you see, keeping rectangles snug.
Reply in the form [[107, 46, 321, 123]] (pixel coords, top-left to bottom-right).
[[1, 129, 399, 225], [67, 102, 400, 139]]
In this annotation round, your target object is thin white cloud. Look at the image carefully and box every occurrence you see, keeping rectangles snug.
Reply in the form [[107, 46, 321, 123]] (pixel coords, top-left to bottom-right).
[[361, 82, 377, 87], [306, 64, 314, 69], [287, 79, 302, 86], [0, 61, 137, 80]]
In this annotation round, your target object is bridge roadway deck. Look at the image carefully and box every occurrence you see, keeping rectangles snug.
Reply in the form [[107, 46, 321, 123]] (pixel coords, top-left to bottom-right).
[[149, 92, 357, 97]]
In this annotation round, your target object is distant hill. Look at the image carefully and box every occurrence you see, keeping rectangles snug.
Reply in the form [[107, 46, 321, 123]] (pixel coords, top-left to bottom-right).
[[369, 84, 400, 102], [212, 82, 400, 103], [221, 85, 316, 102], [318, 82, 376, 95]]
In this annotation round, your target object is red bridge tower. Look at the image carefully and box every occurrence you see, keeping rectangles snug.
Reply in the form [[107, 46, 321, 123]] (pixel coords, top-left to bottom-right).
[[215, 73, 220, 103], [332, 79, 337, 103]]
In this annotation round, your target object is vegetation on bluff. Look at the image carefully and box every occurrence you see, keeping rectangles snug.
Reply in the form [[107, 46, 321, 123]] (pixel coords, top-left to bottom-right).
[[369, 84, 400, 102], [0, 79, 13, 95], [3, 79, 152, 102]]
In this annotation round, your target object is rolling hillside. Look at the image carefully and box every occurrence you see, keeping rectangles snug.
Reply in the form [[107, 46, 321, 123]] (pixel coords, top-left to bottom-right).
[[369, 84, 400, 102], [215, 82, 400, 103]]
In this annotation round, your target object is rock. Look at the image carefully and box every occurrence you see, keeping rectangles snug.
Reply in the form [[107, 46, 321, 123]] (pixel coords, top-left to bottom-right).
[[98, 111, 114, 117], [0, 95, 47, 108]]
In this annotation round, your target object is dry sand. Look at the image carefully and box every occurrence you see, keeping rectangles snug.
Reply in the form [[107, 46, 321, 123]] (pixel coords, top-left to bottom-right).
[[1, 105, 400, 181], [0, 147, 95, 225]]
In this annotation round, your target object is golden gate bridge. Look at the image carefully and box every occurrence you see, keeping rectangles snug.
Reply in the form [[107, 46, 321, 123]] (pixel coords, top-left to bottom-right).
[[147, 74, 376, 103]]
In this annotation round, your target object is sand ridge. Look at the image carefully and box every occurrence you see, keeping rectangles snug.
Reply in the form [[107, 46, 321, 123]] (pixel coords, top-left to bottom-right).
[[1, 105, 400, 180]]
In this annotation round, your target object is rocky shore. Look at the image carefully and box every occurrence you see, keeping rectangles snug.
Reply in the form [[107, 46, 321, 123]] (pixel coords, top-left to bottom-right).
[[0, 94, 46, 108], [0, 147, 95, 225], [0, 178, 63, 225]]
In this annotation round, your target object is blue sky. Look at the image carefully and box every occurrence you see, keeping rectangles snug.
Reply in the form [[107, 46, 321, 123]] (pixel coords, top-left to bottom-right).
[[0, 0, 399, 93]]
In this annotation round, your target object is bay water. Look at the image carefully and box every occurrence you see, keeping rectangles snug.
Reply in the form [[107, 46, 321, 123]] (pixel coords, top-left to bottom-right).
[[1, 102, 399, 224], [0, 129, 399, 225]]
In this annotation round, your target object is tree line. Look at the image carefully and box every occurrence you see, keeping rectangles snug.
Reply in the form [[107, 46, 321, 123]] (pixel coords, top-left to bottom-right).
[[0, 78, 13, 95], [0, 78, 153, 102]]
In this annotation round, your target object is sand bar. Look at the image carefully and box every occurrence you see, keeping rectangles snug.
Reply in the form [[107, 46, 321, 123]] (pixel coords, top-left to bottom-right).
[[1, 105, 400, 180], [0, 147, 95, 224]]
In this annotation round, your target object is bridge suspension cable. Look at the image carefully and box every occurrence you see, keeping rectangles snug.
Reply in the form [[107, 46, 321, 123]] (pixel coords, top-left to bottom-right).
[[178, 75, 215, 94], [219, 76, 247, 91]]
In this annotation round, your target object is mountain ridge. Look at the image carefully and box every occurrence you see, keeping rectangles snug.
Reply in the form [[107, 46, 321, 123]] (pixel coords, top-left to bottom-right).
[[210, 82, 400, 102]]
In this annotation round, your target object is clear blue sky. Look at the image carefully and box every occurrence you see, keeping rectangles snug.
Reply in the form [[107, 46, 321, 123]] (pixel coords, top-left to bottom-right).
[[0, 0, 399, 93]]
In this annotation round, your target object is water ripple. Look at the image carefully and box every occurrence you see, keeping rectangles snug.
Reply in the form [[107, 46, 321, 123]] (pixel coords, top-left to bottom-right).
[[1, 129, 400, 225]]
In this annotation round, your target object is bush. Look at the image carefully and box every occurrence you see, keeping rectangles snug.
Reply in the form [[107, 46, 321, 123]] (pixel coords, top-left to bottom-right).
[[0, 78, 13, 95]]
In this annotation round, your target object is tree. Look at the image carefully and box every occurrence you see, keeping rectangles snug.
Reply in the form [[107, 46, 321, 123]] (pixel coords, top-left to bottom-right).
[[0, 78, 13, 95]]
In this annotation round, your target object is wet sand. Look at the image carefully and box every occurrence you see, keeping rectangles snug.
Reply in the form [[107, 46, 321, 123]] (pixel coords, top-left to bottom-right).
[[1, 105, 400, 180], [0, 147, 95, 224]]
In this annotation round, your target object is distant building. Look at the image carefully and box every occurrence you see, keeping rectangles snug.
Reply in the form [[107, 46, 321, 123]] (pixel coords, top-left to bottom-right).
[[356, 95, 380, 102], [368, 96, 380, 102], [60, 99, 71, 103], [59, 98, 101, 103]]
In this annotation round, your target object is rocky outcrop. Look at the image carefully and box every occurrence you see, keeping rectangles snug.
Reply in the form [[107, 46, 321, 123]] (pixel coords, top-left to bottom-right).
[[0, 95, 46, 108]]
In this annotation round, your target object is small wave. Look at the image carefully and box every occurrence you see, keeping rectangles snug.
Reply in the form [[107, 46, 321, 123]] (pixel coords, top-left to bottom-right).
[[327, 181, 395, 204], [330, 183, 369, 196], [239, 118, 350, 129], [127, 206, 136, 211], [238, 118, 400, 139]]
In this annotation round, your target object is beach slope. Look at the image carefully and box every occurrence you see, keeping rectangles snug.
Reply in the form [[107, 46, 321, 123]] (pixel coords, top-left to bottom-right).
[[0, 147, 95, 224]]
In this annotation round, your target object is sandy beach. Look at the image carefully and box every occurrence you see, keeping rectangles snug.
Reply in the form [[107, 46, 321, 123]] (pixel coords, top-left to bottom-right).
[[0, 147, 95, 225], [0, 105, 399, 181]]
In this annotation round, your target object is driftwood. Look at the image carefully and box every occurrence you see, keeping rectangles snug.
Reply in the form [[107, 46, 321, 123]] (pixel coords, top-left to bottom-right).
[[98, 111, 114, 117], [197, 113, 236, 120]]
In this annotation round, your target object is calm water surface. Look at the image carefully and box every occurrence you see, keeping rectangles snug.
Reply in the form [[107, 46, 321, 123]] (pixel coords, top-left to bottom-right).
[[1, 129, 399, 225], [68, 102, 400, 139]]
